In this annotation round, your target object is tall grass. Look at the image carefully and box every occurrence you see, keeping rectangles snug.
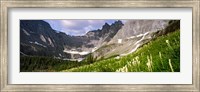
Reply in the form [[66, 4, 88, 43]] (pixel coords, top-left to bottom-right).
[[62, 30, 180, 72]]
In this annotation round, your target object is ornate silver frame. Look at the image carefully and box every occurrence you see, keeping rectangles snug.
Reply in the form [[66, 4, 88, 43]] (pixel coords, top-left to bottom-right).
[[0, 0, 199, 91]]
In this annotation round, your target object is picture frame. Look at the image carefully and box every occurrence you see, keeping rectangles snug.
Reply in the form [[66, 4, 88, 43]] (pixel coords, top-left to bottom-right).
[[0, 0, 199, 91]]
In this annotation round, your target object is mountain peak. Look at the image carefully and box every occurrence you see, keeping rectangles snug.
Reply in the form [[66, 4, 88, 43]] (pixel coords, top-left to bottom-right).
[[102, 22, 110, 29], [114, 20, 123, 24]]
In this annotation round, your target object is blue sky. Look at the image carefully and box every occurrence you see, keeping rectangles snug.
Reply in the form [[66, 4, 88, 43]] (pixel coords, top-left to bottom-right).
[[44, 20, 125, 36]]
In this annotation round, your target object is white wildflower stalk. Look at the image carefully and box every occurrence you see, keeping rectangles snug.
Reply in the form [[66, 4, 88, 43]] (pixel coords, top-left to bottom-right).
[[146, 55, 152, 72], [132, 58, 136, 65], [129, 58, 137, 71], [116, 56, 141, 72], [116, 69, 121, 72], [150, 54, 153, 64], [166, 40, 173, 50], [125, 65, 128, 72], [159, 52, 164, 67], [168, 59, 174, 72], [150, 54, 153, 71], [135, 56, 140, 71], [116, 65, 129, 72], [135, 56, 140, 65]]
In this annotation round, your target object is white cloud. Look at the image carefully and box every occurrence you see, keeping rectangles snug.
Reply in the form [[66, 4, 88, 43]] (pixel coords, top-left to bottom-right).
[[45, 20, 123, 36], [61, 20, 76, 27]]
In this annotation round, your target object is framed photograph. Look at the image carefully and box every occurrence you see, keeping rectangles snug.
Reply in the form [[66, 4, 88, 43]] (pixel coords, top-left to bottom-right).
[[1, 0, 199, 91]]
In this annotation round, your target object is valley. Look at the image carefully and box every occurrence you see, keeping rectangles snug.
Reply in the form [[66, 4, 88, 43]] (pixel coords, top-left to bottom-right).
[[20, 20, 180, 72]]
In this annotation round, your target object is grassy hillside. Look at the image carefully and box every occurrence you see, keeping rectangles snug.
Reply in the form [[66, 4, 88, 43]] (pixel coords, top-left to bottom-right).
[[62, 29, 180, 72]]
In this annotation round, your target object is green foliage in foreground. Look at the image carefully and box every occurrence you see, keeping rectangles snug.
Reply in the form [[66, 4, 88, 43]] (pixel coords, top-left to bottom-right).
[[20, 56, 89, 72], [62, 30, 180, 72]]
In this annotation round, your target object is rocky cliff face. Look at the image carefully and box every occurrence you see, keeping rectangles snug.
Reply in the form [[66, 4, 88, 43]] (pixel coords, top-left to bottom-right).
[[92, 20, 180, 59], [109, 20, 169, 43], [84, 20, 123, 48], [20, 20, 65, 57], [20, 20, 123, 59]]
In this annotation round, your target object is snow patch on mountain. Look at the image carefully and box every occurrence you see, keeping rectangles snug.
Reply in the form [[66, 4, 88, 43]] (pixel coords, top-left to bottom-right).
[[20, 52, 28, 56], [120, 44, 140, 56], [22, 29, 30, 36], [63, 49, 90, 55], [29, 41, 47, 48], [40, 35, 46, 43], [47, 37, 54, 47], [92, 47, 98, 52]]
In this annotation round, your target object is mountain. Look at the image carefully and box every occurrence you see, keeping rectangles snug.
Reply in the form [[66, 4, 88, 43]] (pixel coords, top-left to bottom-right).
[[20, 20, 179, 61], [20, 20, 64, 57], [109, 20, 169, 42], [84, 20, 123, 48], [92, 20, 180, 59], [20, 20, 123, 60], [63, 29, 180, 72]]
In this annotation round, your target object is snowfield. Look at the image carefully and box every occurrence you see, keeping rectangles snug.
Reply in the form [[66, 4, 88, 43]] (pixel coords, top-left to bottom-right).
[[63, 49, 90, 55]]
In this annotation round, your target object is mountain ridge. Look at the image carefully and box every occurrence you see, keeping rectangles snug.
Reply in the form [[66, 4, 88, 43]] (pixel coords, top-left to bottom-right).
[[20, 20, 179, 61], [20, 20, 123, 59]]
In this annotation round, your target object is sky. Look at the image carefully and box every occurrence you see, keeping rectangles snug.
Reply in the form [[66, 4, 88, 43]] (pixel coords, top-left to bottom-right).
[[44, 20, 125, 36]]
